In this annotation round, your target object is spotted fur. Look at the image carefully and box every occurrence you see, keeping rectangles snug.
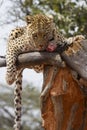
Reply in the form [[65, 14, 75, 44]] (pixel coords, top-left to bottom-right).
[[6, 14, 67, 130], [14, 69, 23, 130], [6, 14, 67, 84], [9, 27, 24, 40]]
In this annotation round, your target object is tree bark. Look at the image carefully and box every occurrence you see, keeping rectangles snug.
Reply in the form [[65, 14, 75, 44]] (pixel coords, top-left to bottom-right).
[[41, 66, 87, 130], [0, 52, 62, 68]]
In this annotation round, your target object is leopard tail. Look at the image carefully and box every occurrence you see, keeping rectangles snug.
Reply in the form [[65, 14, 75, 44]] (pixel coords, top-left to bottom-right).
[[14, 69, 23, 130]]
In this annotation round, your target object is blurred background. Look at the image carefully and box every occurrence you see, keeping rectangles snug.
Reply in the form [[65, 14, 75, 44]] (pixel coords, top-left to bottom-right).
[[0, 0, 87, 129]]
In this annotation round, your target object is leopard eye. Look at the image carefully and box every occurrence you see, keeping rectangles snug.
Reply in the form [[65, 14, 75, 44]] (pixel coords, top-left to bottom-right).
[[49, 29, 55, 41], [43, 32, 49, 39], [49, 37, 54, 41]]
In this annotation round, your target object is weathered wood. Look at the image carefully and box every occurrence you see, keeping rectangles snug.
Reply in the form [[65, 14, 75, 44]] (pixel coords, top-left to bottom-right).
[[0, 52, 62, 68], [0, 56, 6, 67], [41, 66, 87, 130], [61, 40, 87, 80]]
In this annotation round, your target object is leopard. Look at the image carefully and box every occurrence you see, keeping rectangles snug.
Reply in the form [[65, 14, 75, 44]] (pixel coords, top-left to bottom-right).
[[8, 27, 24, 40], [8, 26, 44, 73], [8, 25, 45, 130], [6, 14, 68, 130]]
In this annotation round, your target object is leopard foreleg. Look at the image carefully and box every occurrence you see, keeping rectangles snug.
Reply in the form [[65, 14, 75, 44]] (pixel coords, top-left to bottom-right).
[[6, 49, 18, 85]]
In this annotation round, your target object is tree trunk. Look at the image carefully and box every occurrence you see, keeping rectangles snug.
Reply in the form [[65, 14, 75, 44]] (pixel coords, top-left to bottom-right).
[[41, 65, 87, 130], [1, 39, 87, 130]]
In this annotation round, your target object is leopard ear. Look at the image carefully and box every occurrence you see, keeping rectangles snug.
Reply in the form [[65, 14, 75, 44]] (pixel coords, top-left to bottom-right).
[[45, 14, 54, 22], [25, 15, 33, 24]]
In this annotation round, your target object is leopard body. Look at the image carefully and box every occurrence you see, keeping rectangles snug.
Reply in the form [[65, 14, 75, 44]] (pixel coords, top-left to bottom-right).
[[6, 14, 67, 130]]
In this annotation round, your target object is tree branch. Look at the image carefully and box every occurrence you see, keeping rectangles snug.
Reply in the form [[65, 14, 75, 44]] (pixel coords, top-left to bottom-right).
[[0, 52, 62, 69], [0, 39, 87, 80]]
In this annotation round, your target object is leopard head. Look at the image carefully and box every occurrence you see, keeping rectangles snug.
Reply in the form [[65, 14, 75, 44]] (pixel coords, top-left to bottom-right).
[[25, 14, 57, 51]]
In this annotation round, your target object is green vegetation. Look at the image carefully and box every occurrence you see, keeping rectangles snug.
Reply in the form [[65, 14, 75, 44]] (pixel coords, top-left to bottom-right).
[[6, 0, 87, 37], [0, 84, 43, 130]]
